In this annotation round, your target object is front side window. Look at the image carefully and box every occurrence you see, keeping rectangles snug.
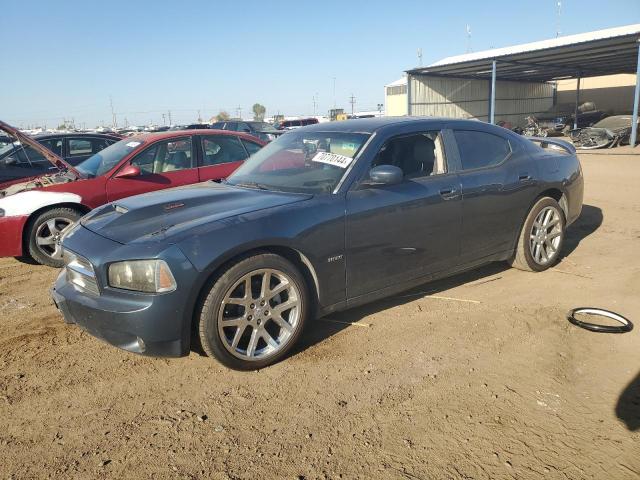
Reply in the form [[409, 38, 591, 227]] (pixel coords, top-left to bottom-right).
[[201, 135, 248, 166], [454, 130, 511, 170], [227, 130, 369, 194], [372, 131, 447, 179], [40, 138, 63, 157], [130, 138, 193, 174]]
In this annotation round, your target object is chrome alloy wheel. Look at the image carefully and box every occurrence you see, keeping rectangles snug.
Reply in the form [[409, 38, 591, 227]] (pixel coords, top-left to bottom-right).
[[217, 268, 301, 361], [529, 206, 562, 265], [35, 217, 74, 260]]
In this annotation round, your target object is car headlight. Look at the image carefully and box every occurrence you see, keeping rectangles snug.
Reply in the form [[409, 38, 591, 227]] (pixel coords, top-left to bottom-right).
[[108, 260, 177, 293]]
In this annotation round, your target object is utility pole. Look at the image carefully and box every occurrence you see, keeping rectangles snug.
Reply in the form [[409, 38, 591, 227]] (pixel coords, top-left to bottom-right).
[[332, 77, 336, 108], [236, 106, 242, 119], [162, 113, 166, 125], [197, 110, 202, 123], [349, 94, 356, 115], [466, 24, 472, 53], [109, 96, 117, 128], [556, 1, 562, 38], [168, 110, 172, 125], [312, 94, 317, 115], [417, 48, 423, 67]]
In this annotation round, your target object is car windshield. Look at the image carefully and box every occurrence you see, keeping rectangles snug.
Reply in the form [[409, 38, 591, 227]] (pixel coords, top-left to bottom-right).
[[76, 139, 145, 177], [226, 130, 369, 194], [593, 116, 633, 130], [248, 122, 278, 132]]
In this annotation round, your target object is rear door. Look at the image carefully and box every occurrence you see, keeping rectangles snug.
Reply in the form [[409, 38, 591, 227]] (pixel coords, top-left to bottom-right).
[[197, 134, 250, 181], [106, 136, 199, 202], [452, 127, 539, 262]]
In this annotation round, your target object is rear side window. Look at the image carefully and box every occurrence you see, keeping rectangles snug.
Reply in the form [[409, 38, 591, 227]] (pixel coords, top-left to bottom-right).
[[454, 130, 511, 170], [201, 135, 248, 166], [69, 139, 93, 156], [131, 138, 193, 174]]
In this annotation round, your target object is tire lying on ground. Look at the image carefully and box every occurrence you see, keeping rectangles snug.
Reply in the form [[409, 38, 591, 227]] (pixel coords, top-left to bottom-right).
[[197, 253, 309, 370], [510, 197, 565, 272]]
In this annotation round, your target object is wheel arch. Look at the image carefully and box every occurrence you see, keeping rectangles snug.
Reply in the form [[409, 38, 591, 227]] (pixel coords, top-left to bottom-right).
[[537, 187, 568, 219], [22, 202, 91, 247], [187, 244, 321, 343]]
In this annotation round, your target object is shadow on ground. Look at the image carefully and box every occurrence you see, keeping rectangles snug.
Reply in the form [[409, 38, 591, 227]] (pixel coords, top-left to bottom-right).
[[562, 204, 603, 257], [617, 371, 640, 431]]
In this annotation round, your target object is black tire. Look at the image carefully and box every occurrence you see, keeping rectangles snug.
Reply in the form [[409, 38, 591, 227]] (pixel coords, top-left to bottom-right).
[[198, 253, 309, 370], [510, 197, 565, 272], [26, 207, 82, 267]]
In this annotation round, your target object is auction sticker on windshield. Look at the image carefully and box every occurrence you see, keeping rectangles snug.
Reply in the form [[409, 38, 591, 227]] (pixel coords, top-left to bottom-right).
[[126, 141, 141, 148], [311, 151, 353, 168]]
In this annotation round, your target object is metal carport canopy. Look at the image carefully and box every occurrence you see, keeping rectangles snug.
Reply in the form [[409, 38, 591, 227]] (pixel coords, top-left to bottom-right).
[[406, 24, 640, 145]]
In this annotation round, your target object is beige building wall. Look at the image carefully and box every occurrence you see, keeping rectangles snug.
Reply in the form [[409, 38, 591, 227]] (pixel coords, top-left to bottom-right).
[[556, 74, 636, 114], [385, 92, 408, 116], [408, 75, 553, 127]]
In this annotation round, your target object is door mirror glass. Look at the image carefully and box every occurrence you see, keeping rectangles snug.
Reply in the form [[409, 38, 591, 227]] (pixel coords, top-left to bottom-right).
[[367, 165, 403, 186], [115, 165, 141, 178]]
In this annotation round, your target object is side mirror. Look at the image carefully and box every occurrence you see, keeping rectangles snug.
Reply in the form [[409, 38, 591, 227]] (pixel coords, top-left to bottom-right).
[[366, 165, 403, 186], [115, 165, 140, 179]]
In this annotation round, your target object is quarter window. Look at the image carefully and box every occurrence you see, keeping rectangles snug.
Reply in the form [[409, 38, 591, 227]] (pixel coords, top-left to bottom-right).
[[130, 138, 193, 174], [201, 135, 248, 166], [454, 130, 511, 170], [242, 139, 262, 156], [40, 138, 63, 157]]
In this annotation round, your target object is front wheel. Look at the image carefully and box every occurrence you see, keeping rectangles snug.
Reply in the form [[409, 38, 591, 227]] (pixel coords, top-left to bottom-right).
[[197, 253, 309, 370], [510, 197, 565, 272], [27, 207, 82, 267]]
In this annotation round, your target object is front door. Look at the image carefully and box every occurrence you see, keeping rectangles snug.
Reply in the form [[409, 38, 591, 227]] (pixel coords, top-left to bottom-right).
[[106, 136, 199, 202], [346, 130, 462, 299]]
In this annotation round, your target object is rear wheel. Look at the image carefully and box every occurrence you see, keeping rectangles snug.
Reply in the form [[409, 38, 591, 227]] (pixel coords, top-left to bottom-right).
[[198, 253, 308, 370], [510, 197, 565, 272], [27, 207, 82, 267]]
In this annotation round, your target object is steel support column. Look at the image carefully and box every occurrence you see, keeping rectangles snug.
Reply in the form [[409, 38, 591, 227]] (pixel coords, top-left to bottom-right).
[[573, 75, 581, 130], [407, 73, 412, 116], [631, 40, 640, 147], [490, 60, 497, 124]]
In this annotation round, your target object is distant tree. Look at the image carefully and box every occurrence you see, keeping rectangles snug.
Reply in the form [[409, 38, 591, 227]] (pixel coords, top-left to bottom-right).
[[56, 123, 67, 130], [252, 103, 266, 121], [214, 111, 230, 122]]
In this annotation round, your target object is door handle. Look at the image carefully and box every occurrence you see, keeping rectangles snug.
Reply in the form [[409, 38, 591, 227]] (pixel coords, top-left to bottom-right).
[[518, 174, 532, 181], [439, 187, 459, 200]]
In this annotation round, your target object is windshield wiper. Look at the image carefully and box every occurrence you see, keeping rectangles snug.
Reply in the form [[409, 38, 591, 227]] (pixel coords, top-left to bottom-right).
[[232, 181, 270, 190]]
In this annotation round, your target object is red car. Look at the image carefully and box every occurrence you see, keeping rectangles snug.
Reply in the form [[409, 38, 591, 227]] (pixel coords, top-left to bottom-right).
[[0, 121, 265, 266]]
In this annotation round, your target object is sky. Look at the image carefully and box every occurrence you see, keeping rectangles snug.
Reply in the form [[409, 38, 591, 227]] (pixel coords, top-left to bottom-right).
[[2, 0, 639, 128]]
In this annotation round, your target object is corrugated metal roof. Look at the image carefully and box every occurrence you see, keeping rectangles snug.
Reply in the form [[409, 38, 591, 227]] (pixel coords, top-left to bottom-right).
[[407, 24, 640, 82]]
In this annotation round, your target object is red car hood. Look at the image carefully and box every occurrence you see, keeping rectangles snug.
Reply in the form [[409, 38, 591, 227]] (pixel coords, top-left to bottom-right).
[[0, 120, 80, 176]]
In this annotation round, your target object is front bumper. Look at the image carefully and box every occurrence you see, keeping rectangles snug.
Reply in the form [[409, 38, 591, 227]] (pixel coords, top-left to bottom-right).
[[51, 226, 200, 357], [0, 215, 27, 257]]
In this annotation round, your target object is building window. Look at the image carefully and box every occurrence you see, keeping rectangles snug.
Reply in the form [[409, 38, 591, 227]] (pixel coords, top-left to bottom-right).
[[387, 85, 407, 96]]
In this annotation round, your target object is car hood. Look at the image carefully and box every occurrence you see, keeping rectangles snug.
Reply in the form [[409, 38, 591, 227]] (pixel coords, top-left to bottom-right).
[[0, 120, 80, 176], [81, 182, 312, 245]]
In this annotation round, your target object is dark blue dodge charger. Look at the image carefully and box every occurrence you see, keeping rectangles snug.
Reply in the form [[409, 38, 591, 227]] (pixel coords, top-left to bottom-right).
[[52, 118, 583, 369]]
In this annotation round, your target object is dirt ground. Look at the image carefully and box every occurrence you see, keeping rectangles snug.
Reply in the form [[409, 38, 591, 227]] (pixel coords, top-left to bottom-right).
[[1, 151, 639, 480]]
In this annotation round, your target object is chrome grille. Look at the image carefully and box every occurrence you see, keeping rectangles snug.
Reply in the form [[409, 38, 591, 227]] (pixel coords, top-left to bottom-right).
[[64, 249, 100, 296]]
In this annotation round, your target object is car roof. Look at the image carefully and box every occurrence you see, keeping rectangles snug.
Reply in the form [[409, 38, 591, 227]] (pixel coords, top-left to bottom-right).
[[33, 132, 122, 140], [297, 116, 471, 134], [126, 129, 265, 143]]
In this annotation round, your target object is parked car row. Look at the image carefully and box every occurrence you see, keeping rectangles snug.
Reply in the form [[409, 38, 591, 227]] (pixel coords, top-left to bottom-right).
[[0, 120, 265, 267]]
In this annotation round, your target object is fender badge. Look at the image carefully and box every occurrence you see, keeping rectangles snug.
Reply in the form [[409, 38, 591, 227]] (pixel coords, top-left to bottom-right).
[[164, 202, 185, 211]]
